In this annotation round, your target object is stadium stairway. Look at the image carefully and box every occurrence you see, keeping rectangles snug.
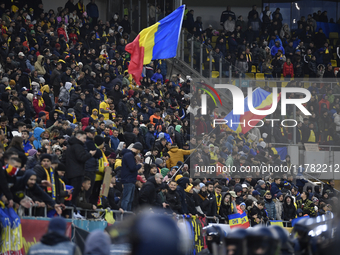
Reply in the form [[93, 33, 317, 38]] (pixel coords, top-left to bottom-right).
[[166, 57, 233, 114]]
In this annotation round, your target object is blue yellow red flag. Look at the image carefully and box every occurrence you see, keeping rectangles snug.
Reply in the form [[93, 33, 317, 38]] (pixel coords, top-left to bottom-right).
[[224, 88, 281, 134]]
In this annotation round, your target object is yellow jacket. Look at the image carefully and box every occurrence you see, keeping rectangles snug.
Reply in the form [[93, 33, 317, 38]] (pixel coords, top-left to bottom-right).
[[166, 147, 194, 169], [95, 149, 109, 181]]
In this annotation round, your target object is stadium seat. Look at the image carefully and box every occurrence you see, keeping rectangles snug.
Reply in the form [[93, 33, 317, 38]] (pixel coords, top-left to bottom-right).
[[212, 36, 218, 43], [251, 66, 257, 73], [255, 73, 264, 79], [331, 60, 337, 67], [245, 73, 254, 79], [329, 32, 339, 39], [212, 71, 219, 78]]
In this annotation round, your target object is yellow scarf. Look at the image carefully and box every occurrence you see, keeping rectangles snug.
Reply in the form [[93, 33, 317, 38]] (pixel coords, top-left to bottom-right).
[[38, 97, 44, 107], [91, 114, 98, 120], [95, 148, 109, 181], [215, 192, 222, 214]]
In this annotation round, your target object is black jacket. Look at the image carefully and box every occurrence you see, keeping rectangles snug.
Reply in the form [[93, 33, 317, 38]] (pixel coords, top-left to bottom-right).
[[84, 137, 102, 172], [7, 146, 27, 166], [139, 176, 159, 207], [11, 171, 55, 206], [282, 195, 296, 221], [64, 136, 92, 179], [33, 165, 62, 203], [166, 189, 182, 214], [201, 191, 217, 216], [185, 192, 204, 216], [123, 125, 137, 147]]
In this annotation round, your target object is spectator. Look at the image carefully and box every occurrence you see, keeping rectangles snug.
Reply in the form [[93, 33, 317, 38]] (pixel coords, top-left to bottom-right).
[[120, 142, 143, 211], [283, 58, 294, 78], [296, 191, 316, 216], [65, 131, 97, 206], [27, 217, 81, 255]]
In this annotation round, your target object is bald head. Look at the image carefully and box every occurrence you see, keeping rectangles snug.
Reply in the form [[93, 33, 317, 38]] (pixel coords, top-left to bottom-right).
[[155, 173, 163, 184]]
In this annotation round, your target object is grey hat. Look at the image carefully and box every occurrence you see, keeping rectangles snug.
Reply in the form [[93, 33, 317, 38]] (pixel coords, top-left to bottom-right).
[[258, 180, 265, 186], [159, 132, 165, 139], [68, 108, 75, 113], [132, 142, 143, 151], [2, 77, 8, 83], [155, 158, 163, 165]]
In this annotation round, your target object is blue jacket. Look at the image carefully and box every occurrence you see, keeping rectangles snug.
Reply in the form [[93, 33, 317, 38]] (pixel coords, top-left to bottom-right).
[[111, 136, 120, 150], [249, 148, 257, 156], [270, 182, 280, 196], [33, 127, 45, 149], [296, 178, 308, 188], [145, 131, 155, 150], [86, 2, 99, 18], [268, 36, 282, 48], [151, 73, 163, 84], [270, 40, 285, 56], [23, 140, 33, 153], [120, 149, 142, 184], [264, 199, 276, 220]]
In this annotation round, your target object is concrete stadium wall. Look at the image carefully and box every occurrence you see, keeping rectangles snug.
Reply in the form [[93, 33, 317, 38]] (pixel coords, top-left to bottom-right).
[[43, 0, 108, 22]]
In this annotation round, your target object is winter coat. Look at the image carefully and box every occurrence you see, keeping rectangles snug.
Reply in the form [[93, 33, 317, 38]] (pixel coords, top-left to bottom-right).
[[145, 131, 156, 150], [33, 127, 44, 149], [296, 198, 316, 216], [282, 195, 296, 221], [64, 136, 93, 179], [33, 97, 46, 117], [139, 176, 159, 206], [59, 86, 71, 106], [34, 55, 46, 76], [264, 199, 276, 220], [166, 147, 192, 168], [275, 200, 284, 220], [120, 149, 142, 184], [166, 189, 182, 214], [283, 62, 294, 77], [270, 182, 281, 196]]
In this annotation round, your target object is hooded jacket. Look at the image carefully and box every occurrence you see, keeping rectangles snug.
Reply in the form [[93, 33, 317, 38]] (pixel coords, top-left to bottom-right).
[[28, 232, 80, 255], [282, 195, 296, 221], [33, 127, 45, 149], [166, 146, 192, 169], [219, 193, 237, 220], [270, 40, 285, 56], [84, 230, 110, 255], [64, 136, 92, 179], [34, 55, 46, 75]]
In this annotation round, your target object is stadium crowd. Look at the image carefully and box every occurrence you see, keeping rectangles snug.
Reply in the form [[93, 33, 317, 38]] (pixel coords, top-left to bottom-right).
[[0, 0, 337, 230], [184, 5, 340, 82]]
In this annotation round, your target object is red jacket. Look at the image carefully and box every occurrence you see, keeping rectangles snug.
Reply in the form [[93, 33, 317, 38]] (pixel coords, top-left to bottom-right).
[[69, 33, 78, 45], [33, 98, 46, 117], [57, 27, 68, 41], [283, 62, 294, 77]]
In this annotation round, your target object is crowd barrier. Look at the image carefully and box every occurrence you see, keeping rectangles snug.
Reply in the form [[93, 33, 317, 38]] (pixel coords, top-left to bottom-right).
[[1, 204, 307, 255]]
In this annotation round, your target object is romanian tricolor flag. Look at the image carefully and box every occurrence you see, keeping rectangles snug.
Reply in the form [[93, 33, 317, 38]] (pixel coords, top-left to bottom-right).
[[5, 164, 19, 177], [228, 212, 250, 229], [224, 88, 281, 134], [125, 5, 185, 84]]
